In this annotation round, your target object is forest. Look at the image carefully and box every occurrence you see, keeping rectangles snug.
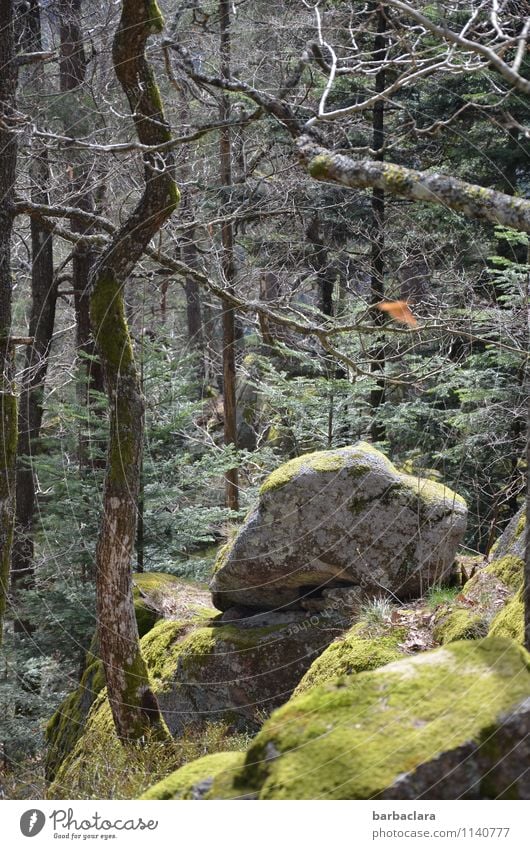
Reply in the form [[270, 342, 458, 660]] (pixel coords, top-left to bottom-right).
[[0, 0, 529, 802]]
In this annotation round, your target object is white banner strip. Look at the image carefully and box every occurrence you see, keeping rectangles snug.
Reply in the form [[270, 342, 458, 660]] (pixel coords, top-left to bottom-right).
[[1, 800, 529, 849]]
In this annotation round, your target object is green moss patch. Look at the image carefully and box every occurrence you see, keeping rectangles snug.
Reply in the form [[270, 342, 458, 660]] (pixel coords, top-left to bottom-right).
[[433, 607, 487, 644], [484, 555, 523, 592], [488, 590, 524, 644], [293, 624, 405, 696], [209, 637, 530, 800], [140, 751, 244, 800]]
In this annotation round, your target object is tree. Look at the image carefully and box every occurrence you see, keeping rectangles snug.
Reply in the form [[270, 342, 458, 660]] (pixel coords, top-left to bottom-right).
[[12, 0, 57, 628], [89, 0, 179, 741], [0, 0, 19, 647]]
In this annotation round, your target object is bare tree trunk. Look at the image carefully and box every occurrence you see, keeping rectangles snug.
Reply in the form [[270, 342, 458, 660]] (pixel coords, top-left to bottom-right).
[[176, 91, 204, 368], [369, 7, 387, 443], [12, 0, 57, 625], [89, 0, 179, 741], [58, 0, 104, 419], [219, 0, 239, 511], [0, 0, 19, 647]]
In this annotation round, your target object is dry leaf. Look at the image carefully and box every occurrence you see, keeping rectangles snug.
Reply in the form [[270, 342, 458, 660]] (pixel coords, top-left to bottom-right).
[[378, 300, 418, 327]]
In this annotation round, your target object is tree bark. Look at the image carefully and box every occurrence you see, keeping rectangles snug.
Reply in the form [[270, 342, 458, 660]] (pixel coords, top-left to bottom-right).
[[298, 136, 530, 233], [219, 0, 239, 511], [0, 0, 19, 647], [89, 0, 179, 741]]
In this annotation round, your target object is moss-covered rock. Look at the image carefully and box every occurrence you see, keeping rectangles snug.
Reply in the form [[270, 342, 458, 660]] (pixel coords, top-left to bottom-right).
[[433, 607, 488, 644], [140, 751, 245, 800], [488, 589, 524, 644], [211, 442, 467, 611], [133, 572, 176, 635], [489, 507, 525, 561], [208, 638, 530, 799], [47, 609, 347, 794], [483, 555, 524, 592], [293, 623, 405, 696], [142, 612, 348, 737]]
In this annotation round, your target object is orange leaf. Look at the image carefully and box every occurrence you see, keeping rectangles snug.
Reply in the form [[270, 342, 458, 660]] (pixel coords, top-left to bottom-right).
[[378, 300, 418, 327]]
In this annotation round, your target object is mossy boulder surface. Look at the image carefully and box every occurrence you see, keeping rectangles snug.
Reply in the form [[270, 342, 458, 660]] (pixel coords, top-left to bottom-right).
[[45, 650, 105, 783], [140, 751, 244, 800], [489, 507, 526, 561], [489, 589, 524, 644], [211, 442, 467, 611], [209, 638, 530, 799], [47, 609, 347, 793], [433, 607, 488, 644], [143, 611, 348, 736], [293, 623, 405, 696]]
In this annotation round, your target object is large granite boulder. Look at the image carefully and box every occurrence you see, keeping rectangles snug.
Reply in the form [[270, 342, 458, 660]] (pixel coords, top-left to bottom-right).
[[201, 637, 530, 799], [211, 442, 467, 612]]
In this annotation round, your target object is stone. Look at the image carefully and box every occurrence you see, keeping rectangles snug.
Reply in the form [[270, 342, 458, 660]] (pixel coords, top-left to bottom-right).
[[211, 442, 467, 611], [293, 621, 405, 696], [206, 637, 530, 799], [142, 612, 348, 737], [489, 506, 526, 561], [47, 610, 348, 793]]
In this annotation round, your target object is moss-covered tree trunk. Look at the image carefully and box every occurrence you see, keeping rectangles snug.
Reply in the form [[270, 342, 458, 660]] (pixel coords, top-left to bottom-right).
[[0, 1, 19, 648], [89, 0, 179, 741]]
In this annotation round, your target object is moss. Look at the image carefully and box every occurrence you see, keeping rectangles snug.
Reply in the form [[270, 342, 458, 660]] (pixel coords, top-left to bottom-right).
[[45, 654, 106, 782], [308, 154, 332, 180], [212, 541, 233, 575], [382, 162, 412, 192], [484, 555, 524, 591], [210, 637, 530, 800], [140, 751, 244, 800], [46, 591, 189, 782], [433, 607, 487, 644], [293, 624, 405, 696], [400, 473, 467, 508], [133, 572, 184, 636], [259, 443, 384, 496], [488, 589, 524, 644], [147, 0, 165, 31], [140, 619, 193, 686], [260, 450, 346, 494]]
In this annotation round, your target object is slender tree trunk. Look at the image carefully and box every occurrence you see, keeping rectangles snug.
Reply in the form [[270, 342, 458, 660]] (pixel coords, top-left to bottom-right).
[[178, 94, 204, 369], [369, 7, 387, 443], [219, 0, 238, 511], [58, 0, 104, 423], [0, 1, 19, 647], [12, 0, 57, 624], [89, 0, 179, 741]]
